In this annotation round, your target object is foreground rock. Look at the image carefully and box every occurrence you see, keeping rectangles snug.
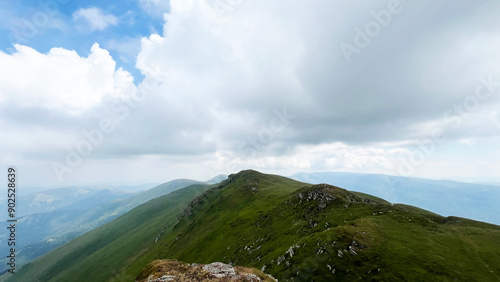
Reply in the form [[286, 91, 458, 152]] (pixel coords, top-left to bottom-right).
[[136, 259, 277, 282]]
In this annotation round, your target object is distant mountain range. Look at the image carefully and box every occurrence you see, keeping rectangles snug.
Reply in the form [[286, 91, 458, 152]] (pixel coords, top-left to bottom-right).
[[479, 181, 500, 187], [0, 186, 137, 221], [0, 177, 227, 275], [6, 170, 500, 281]]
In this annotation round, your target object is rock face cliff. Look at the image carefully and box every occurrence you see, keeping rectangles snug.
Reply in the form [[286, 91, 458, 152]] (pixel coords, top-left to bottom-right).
[[136, 259, 277, 282]]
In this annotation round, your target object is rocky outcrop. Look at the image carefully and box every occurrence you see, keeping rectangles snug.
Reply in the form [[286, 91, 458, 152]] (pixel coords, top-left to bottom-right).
[[137, 259, 277, 282]]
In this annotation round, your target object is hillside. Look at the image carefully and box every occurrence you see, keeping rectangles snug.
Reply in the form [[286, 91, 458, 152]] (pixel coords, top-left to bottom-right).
[[0, 179, 203, 275], [7, 170, 500, 281], [3, 182, 213, 282], [291, 171, 500, 225]]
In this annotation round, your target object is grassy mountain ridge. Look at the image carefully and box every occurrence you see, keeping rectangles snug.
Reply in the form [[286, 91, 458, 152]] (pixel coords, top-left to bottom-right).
[[7, 170, 500, 281], [122, 170, 309, 278], [4, 183, 213, 282], [291, 171, 500, 225], [125, 170, 500, 281], [0, 179, 203, 276]]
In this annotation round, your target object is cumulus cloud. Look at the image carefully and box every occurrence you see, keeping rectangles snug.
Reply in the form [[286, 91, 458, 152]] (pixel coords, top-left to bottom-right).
[[2, 0, 500, 186], [0, 43, 137, 185], [131, 0, 500, 179], [136, 0, 500, 146], [0, 43, 135, 113], [73, 7, 119, 32]]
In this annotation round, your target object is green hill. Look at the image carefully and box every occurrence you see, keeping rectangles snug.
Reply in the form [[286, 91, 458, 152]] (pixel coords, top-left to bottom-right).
[[7, 170, 500, 281], [3, 183, 212, 282], [0, 179, 204, 275]]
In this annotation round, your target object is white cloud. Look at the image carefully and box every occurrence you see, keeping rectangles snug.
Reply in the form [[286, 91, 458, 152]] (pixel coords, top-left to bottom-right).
[[3, 0, 500, 186], [73, 7, 119, 32], [130, 0, 500, 181], [0, 43, 135, 113]]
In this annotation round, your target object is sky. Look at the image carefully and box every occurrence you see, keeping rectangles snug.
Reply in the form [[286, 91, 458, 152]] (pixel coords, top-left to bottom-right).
[[1, 0, 500, 188]]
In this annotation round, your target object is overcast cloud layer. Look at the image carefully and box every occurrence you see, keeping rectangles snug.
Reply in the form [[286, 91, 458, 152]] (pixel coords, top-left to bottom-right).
[[1, 0, 500, 187]]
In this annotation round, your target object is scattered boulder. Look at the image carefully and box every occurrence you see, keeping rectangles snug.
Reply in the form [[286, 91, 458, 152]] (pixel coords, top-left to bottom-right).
[[147, 274, 177, 282], [202, 262, 236, 278], [136, 259, 276, 282]]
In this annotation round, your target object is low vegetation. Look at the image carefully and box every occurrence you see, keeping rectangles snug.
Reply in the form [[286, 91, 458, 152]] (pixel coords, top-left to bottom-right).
[[7, 170, 500, 281]]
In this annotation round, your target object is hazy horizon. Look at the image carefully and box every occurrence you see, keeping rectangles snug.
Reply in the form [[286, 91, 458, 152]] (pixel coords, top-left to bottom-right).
[[11, 170, 500, 194]]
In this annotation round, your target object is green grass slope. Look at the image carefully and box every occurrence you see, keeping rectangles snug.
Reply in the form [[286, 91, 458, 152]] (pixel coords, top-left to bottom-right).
[[4, 184, 212, 282], [124, 170, 500, 281], [7, 170, 500, 281], [0, 179, 204, 277]]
